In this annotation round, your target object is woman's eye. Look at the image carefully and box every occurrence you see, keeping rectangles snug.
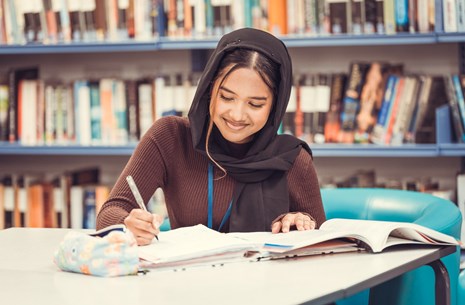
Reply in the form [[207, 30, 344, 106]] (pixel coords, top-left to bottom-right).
[[249, 102, 264, 109], [220, 94, 234, 101]]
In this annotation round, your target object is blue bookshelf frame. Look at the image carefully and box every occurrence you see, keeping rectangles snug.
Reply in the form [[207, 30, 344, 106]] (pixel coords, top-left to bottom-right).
[[0, 33, 464, 54], [0, 143, 137, 156], [0, 143, 463, 157], [0, 143, 442, 157]]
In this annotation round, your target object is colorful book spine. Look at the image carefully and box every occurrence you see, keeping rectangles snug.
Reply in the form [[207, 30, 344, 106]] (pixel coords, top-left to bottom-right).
[[89, 81, 102, 144], [394, 0, 409, 32], [452, 75, 465, 135], [383, 0, 396, 34], [371, 75, 398, 144]]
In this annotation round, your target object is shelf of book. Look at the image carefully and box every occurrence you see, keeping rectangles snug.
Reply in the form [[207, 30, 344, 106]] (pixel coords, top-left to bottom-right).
[[0, 144, 136, 156], [0, 41, 159, 54], [1, 33, 463, 55], [281, 33, 438, 47], [157, 37, 220, 50], [1, 143, 464, 158], [436, 33, 465, 43], [438, 144, 465, 156], [310, 144, 440, 157]]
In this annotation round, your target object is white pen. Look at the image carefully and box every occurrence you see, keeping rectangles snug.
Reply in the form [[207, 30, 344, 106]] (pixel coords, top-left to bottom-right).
[[126, 175, 147, 211], [126, 175, 159, 240]]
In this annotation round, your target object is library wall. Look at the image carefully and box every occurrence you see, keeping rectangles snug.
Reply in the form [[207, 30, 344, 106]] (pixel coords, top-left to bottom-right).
[[0, 50, 192, 81], [289, 44, 459, 75], [0, 155, 129, 186]]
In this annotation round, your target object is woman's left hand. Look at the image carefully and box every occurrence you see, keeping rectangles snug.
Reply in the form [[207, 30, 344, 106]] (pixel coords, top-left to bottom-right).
[[271, 212, 316, 233]]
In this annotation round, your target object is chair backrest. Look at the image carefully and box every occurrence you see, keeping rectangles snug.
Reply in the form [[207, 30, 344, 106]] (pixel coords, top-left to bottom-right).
[[321, 188, 462, 305]]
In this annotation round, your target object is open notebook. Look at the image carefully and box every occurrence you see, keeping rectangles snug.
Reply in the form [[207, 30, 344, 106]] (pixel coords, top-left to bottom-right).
[[137, 218, 459, 269]]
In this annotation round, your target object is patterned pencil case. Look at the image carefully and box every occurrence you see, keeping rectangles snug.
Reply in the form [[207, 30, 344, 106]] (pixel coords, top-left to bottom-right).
[[53, 225, 140, 277]]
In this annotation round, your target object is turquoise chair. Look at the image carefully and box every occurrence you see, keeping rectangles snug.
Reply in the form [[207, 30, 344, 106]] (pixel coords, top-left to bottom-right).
[[321, 188, 463, 305], [460, 271, 465, 304]]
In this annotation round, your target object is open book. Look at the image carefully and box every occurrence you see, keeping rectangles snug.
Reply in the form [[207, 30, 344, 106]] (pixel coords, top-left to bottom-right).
[[250, 218, 460, 255], [137, 219, 460, 269]]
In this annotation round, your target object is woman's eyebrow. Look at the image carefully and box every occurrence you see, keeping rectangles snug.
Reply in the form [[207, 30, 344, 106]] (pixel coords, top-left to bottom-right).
[[219, 85, 268, 101]]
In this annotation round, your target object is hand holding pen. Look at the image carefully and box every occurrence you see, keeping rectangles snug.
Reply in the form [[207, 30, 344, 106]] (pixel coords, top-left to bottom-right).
[[124, 175, 162, 246]]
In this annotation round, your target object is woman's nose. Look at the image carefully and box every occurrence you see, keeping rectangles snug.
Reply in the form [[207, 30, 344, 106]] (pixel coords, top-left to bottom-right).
[[229, 103, 246, 121]]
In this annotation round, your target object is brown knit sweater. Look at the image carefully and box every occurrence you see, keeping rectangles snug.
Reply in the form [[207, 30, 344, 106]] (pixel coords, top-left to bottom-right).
[[96, 116, 325, 232]]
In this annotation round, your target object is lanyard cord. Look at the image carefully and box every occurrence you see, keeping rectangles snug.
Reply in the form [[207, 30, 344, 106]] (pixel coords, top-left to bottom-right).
[[208, 163, 233, 231]]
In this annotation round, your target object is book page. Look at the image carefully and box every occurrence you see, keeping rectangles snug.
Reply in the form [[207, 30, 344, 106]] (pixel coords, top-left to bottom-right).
[[138, 224, 258, 264], [320, 218, 458, 252], [229, 229, 365, 253]]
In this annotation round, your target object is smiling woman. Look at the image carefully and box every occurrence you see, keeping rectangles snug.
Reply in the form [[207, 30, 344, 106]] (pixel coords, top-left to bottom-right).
[[211, 67, 273, 144], [96, 28, 326, 245]]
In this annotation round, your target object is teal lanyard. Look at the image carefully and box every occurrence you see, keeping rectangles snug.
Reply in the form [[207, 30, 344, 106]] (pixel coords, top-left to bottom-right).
[[208, 163, 233, 231]]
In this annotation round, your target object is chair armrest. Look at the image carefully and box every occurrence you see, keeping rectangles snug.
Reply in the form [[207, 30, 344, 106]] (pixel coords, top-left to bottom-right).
[[459, 269, 465, 305]]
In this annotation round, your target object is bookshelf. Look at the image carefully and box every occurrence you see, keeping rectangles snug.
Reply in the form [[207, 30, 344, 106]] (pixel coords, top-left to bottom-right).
[[1, 36, 465, 185]]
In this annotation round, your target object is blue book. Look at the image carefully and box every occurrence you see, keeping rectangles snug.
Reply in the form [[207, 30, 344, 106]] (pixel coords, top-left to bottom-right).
[[445, 75, 465, 143], [394, 0, 409, 32], [434, 0, 444, 32], [156, 0, 166, 37], [377, 75, 399, 129], [205, 0, 214, 36], [83, 188, 96, 229], [452, 75, 465, 136], [371, 75, 399, 144], [89, 81, 102, 144]]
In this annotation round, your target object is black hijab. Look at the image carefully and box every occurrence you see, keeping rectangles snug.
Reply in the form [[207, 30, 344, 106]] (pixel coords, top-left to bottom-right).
[[188, 28, 312, 232]]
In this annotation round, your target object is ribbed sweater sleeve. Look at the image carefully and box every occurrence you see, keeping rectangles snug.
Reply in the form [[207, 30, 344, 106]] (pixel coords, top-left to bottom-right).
[[287, 149, 326, 228], [96, 117, 173, 230]]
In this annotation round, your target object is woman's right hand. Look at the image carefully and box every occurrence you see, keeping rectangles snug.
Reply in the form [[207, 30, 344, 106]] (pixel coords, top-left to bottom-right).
[[124, 209, 163, 246]]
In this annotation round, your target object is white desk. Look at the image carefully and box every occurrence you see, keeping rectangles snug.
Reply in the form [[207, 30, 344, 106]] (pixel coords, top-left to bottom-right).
[[0, 228, 455, 305]]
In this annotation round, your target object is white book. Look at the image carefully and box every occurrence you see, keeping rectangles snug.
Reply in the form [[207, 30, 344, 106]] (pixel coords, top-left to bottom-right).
[[134, 0, 152, 40], [296, 0, 305, 34], [35, 81, 45, 145], [138, 82, 154, 137], [457, 0, 465, 32], [287, 84, 297, 113], [443, 0, 458, 32], [106, 0, 118, 41], [193, 0, 206, 37], [231, 0, 245, 30], [70, 185, 84, 229], [383, 0, 396, 35], [44, 85, 55, 145], [315, 78, 331, 113], [76, 81, 92, 146], [286, 0, 296, 34], [417, 0, 429, 33], [19, 80, 38, 146], [300, 77, 317, 113]]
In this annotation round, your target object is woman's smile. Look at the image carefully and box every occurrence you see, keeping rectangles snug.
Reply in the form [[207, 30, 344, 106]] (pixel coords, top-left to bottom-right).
[[223, 118, 248, 131]]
